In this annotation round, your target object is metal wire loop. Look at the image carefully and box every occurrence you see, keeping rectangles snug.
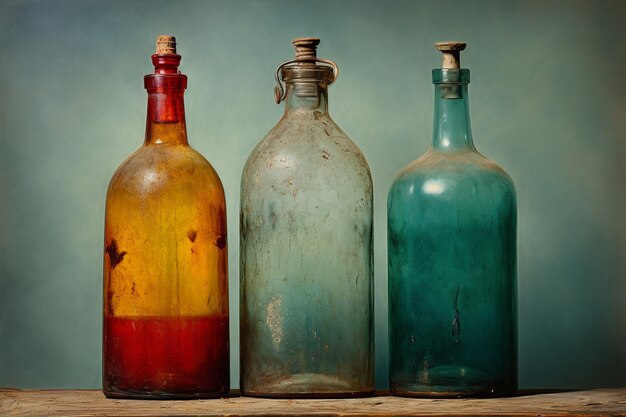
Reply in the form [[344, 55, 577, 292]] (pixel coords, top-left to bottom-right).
[[273, 58, 339, 104]]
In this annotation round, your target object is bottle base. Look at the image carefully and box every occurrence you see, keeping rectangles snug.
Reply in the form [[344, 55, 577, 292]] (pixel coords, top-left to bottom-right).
[[102, 388, 229, 400], [390, 383, 516, 398], [241, 372, 374, 399], [390, 364, 516, 398]]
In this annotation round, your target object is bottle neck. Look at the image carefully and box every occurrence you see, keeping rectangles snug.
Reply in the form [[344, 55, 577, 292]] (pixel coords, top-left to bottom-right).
[[432, 75, 475, 152], [144, 54, 188, 145], [284, 82, 329, 115], [144, 88, 188, 145]]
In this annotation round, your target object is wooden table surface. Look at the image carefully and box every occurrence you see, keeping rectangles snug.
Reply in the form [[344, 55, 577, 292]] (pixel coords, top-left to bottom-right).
[[1, 388, 625, 417]]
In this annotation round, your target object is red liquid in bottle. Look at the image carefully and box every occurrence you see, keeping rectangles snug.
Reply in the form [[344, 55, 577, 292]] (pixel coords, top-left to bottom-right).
[[103, 315, 229, 398]]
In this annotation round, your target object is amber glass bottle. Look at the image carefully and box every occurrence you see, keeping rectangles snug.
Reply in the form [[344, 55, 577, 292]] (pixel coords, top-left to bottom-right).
[[102, 36, 229, 399]]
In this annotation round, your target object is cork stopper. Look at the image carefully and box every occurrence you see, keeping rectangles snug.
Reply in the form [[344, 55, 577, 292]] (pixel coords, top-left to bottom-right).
[[292, 37, 319, 62], [156, 35, 177, 55], [435, 41, 467, 69]]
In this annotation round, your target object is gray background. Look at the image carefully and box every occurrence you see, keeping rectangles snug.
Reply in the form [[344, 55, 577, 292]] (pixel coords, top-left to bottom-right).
[[1, 0, 625, 390]]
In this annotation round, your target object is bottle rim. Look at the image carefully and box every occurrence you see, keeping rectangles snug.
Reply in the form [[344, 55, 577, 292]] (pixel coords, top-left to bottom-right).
[[432, 68, 470, 84], [282, 65, 334, 84]]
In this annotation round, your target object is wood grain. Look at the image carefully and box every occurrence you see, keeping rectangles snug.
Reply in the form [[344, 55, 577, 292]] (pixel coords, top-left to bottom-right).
[[1, 388, 625, 417]]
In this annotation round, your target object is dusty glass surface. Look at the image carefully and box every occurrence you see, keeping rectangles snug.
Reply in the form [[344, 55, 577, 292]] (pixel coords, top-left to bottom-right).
[[240, 39, 374, 398]]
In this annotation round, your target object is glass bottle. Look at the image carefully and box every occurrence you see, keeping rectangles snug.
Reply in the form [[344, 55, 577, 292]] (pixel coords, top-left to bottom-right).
[[240, 38, 374, 398], [102, 36, 229, 399], [388, 42, 517, 397]]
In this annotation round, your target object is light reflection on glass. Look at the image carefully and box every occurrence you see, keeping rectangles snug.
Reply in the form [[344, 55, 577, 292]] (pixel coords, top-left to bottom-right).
[[422, 179, 445, 195], [274, 153, 296, 169]]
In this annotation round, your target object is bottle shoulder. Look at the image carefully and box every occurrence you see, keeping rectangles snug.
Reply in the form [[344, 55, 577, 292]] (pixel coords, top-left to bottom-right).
[[108, 144, 224, 197], [389, 149, 515, 200], [242, 113, 371, 183], [394, 149, 513, 183]]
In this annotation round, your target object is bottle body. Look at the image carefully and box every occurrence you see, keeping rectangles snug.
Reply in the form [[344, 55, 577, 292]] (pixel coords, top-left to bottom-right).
[[388, 68, 517, 397], [102, 48, 229, 399], [240, 79, 374, 397]]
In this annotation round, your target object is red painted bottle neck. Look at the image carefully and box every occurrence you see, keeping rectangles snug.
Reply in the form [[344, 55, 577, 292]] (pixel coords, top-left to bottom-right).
[[144, 54, 188, 145]]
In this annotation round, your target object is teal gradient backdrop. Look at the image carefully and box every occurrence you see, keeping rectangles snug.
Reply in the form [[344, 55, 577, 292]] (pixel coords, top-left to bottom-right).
[[0, 0, 624, 389]]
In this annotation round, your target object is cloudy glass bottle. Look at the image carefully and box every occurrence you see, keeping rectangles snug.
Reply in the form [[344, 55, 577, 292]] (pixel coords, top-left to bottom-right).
[[388, 42, 517, 397], [102, 36, 229, 399], [240, 38, 374, 398]]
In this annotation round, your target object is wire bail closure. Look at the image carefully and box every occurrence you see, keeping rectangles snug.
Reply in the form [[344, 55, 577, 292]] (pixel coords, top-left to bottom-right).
[[273, 58, 339, 104]]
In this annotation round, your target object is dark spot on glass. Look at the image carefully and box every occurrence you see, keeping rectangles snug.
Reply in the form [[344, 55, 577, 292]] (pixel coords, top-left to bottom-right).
[[105, 239, 127, 269], [452, 284, 461, 343], [215, 235, 226, 249], [390, 233, 399, 250]]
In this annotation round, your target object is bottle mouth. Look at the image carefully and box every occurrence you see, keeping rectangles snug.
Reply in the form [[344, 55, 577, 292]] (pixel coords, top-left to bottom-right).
[[145, 47, 187, 92], [282, 65, 334, 84], [432, 68, 470, 84], [274, 38, 338, 103]]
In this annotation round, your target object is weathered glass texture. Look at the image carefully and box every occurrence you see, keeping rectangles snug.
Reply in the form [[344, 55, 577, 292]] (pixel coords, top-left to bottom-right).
[[102, 38, 229, 399], [388, 63, 517, 397], [240, 38, 374, 398]]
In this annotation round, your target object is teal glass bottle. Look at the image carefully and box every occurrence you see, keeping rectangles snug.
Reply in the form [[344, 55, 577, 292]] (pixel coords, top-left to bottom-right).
[[240, 38, 374, 398], [388, 42, 517, 397]]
